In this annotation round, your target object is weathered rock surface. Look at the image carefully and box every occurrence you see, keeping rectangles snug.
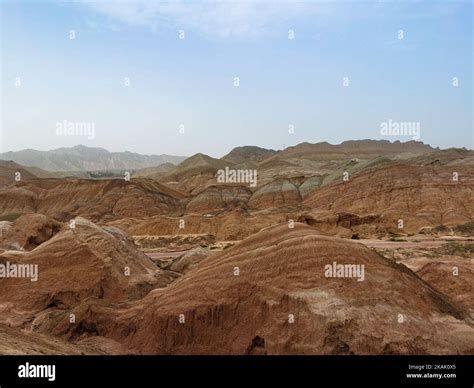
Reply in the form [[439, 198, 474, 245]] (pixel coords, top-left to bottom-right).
[[1, 141, 473, 355], [304, 163, 474, 233], [0, 178, 185, 222], [0, 217, 158, 314], [0, 160, 38, 188], [0, 214, 62, 251], [168, 247, 210, 273], [248, 180, 301, 209], [0, 323, 127, 355], [65, 224, 473, 355], [221, 146, 278, 164], [186, 185, 252, 214], [109, 210, 302, 241], [416, 258, 473, 312]]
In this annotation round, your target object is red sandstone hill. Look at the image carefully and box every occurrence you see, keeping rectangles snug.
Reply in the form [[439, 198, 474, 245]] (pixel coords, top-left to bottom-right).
[[0, 178, 186, 222], [304, 163, 474, 234], [2, 141, 470, 229], [145, 161, 473, 234], [1, 141, 473, 356], [2, 160, 471, 241], [106, 159, 474, 240], [0, 217, 158, 317], [59, 224, 473, 355]]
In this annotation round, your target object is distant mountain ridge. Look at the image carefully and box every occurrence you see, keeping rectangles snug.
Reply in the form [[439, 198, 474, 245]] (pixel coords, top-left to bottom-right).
[[0, 140, 441, 175], [131, 139, 443, 193], [269, 139, 436, 161], [0, 145, 187, 172], [221, 146, 278, 164]]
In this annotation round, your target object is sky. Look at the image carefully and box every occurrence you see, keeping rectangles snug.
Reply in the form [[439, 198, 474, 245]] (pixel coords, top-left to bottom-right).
[[0, 0, 472, 157]]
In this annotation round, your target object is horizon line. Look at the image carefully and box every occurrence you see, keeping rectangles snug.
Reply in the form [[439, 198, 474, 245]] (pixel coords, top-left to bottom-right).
[[1, 138, 466, 160]]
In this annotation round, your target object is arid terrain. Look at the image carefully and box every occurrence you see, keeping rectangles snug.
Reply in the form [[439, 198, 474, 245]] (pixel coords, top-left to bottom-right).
[[0, 140, 473, 355]]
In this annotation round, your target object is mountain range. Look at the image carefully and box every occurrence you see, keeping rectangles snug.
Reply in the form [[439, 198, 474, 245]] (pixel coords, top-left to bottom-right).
[[0, 145, 187, 172], [0, 138, 473, 355], [1, 140, 441, 174]]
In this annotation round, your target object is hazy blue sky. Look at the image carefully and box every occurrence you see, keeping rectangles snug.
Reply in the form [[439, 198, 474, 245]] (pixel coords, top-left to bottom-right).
[[1, 0, 472, 157]]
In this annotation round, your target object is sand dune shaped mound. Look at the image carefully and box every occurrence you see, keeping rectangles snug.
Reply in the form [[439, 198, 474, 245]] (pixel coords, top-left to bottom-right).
[[0, 217, 158, 315], [73, 223, 473, 355]]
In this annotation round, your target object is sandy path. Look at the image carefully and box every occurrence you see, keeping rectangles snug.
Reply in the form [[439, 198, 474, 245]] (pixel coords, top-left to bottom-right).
[[358, 240, 448, 249], [145, 250, 189, 259]]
